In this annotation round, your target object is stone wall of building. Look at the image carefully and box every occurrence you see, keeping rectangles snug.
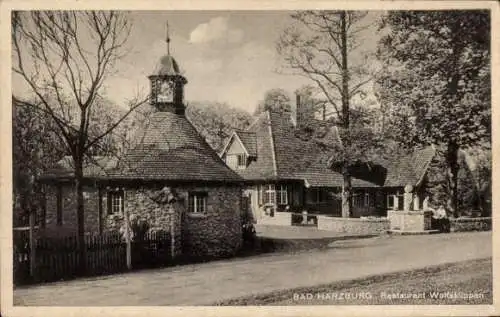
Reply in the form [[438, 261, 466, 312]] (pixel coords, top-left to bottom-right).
[[104, 187, 183, 256], [181, 185, 243, 258], [45, 184, 100, 234], [44, 183, 243, 258]]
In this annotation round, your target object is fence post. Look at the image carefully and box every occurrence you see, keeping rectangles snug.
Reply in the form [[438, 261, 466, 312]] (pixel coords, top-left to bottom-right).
[[123, 191, 132, 270], [29, 212, 36, 279], [168, 205, 175, 259]]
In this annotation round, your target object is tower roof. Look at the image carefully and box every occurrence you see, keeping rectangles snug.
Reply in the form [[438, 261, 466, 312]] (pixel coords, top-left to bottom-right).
[[109, 112, 243, 182], [151, 55, 181, 77]]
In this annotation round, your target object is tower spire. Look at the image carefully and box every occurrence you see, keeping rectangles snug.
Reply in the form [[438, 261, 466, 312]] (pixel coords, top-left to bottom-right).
[[166, 21, 171, 55]]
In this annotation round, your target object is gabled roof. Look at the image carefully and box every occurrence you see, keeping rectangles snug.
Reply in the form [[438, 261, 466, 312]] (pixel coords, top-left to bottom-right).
[[384, 146, 436, 187], [231, 110, 374, 186], [219, 130, 257, 157], [230, 110, 435, 188], [236, 131, 257, 156], [235, 112, 277, 180]]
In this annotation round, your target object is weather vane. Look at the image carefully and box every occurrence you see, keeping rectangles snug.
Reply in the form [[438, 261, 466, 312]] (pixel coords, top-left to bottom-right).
[[166, 21, 171, 55]]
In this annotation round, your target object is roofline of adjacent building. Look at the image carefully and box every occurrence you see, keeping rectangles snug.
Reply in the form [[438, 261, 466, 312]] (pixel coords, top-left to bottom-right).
[[246, 112, 264, 131], [415, 145, 436, 188], [266, 111, 278, 178]]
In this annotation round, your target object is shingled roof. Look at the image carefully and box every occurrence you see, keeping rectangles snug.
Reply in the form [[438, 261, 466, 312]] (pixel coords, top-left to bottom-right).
[[225, 111, 380, 187], [40, 156, 118, 180], [384, 146, 436, 187], [235, 131, 257, 156], [223, 110, 435, 188], [41, 111, 243, 183], [220, 130, 257, 157], [109, 111, 243, 182]]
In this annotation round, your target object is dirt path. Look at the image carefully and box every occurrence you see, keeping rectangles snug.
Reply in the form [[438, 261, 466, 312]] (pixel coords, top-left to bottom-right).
[[14, 231, 491, 306]]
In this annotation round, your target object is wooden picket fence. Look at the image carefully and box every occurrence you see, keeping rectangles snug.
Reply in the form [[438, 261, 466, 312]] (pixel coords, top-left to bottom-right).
[[13, 230, 172, 285]]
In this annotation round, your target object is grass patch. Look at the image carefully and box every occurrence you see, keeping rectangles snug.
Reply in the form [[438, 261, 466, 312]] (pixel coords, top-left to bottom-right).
[[215, 258, 492, 305]]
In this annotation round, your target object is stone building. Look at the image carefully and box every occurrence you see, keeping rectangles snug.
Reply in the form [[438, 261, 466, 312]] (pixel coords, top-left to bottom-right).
[[41, 52, 245, 258]]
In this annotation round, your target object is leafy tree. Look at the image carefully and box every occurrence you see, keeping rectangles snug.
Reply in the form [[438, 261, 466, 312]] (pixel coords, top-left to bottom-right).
[[294, 85, 329, 121], [376, 11, 490, 217], [12, 98, 64, 227], [186, 101, 253, 152], [253, 88, 292, 116], [278, 11, 375, 217], [12, 11, 147, 272]]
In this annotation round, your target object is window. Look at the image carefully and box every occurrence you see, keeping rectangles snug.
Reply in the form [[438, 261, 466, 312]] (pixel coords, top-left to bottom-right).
[[264, 185, 276, 205], [108, 190, 124, 215], [353, 192, 364, 208], [189, 192, 207, 214], [363, 192, 375, 207], [277, 185, 288, 205], [226, 155, 236, 169], [258, 184, 287, 205], [387, 195, 395, 209], [237, 154, 247, 169]]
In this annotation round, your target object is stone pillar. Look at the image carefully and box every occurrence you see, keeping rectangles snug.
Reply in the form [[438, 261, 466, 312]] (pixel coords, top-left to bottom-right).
[[403, 185, 414, 211], [423, 196, 430, 211], [393, 194, 399, 211], [302, 210, 308, 224], [414, 195, 420, 211]]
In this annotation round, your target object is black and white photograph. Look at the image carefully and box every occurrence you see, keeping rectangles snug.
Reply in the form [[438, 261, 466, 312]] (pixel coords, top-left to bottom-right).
[[1, 1, 497, 316]]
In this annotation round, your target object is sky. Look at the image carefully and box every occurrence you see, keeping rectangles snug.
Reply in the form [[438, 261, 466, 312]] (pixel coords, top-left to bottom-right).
[[12, 10, 382, 113], [108, 11, 310, 112]]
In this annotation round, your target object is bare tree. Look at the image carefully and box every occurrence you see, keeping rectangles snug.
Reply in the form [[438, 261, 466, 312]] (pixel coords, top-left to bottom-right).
[[12, 11, 148, 272], [277, 11, 375, 217]]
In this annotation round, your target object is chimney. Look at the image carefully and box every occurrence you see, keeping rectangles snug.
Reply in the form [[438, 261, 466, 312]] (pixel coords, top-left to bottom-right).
[[291, 93, 300, 127]]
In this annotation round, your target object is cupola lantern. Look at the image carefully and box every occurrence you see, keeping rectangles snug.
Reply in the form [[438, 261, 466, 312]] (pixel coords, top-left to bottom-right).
[[148, 22, 187, 115]]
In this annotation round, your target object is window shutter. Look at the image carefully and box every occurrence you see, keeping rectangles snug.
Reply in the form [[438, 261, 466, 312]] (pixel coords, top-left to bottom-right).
[[56, 186, 62, 225], [107, 191, 112, 215], [258, 185, 263, 205]]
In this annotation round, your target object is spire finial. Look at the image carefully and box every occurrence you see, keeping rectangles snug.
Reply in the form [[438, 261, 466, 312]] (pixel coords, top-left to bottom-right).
[[166, 21, 171, 55]]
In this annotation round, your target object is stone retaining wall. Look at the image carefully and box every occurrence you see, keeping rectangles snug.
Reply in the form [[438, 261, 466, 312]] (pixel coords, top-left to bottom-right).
[[450, 217, 491, 232], [317, 215, 389, 235]]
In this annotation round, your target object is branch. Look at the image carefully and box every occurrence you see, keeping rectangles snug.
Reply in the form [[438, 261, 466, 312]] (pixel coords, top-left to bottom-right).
[[84, 95, 149, 152]]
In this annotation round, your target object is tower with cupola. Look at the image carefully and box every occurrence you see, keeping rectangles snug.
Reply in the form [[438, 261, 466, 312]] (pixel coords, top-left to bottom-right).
[[148, 23, 187, 115]]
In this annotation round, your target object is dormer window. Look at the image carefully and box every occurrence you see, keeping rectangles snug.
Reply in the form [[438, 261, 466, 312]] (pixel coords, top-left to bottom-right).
[[237, 154, 247, 169]]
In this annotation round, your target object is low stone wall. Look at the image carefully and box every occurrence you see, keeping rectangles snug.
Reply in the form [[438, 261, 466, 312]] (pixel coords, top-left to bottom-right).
[[450, 217, 491, 232], [317, 215, 389, 235], [259, 212, 292, 226]]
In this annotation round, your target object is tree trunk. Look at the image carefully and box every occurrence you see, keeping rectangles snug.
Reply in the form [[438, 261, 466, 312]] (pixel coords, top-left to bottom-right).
[[340, 11, 349, 128], [341, 167, 352, 218], [445, 142, 459, 218], [74, 157, 86, 274], [340, 11, 352, 219]]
